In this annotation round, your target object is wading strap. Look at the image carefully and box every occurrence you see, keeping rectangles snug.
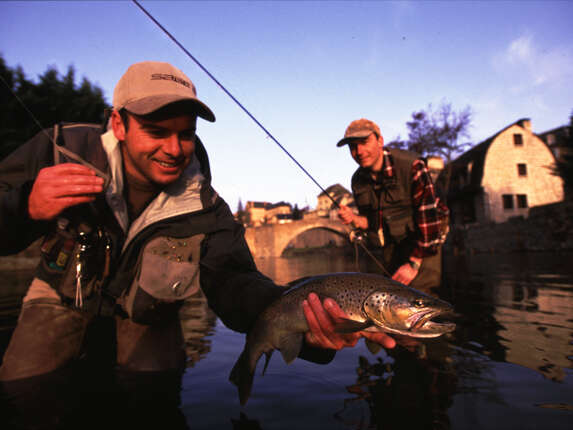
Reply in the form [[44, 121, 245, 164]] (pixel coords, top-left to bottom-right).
[[52, 124, 111, 188], [52, 123, 61, 165]]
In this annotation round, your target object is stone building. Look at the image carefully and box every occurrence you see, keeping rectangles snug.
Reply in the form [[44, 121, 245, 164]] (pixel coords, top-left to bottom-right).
[[245, 201, 293, 226], [264, 201, 293, 224], [537, 122, 572, 162], [537, 121, 572, 201], [245, 201, 268, 226], [316, 184, 354, 218], [447, 118, 563, 225]]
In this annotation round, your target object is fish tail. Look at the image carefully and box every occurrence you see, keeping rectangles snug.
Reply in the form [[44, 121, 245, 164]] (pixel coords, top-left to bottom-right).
[[229, 349, 255, 406], [229, 345, 267, 406]]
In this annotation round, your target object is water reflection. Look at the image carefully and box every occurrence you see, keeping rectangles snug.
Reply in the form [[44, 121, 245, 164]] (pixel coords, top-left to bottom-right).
[[256, 248, 359, 285], [179, 290, 217, 367], [1, 250, 572, 429], [443, 253, 573, 383], [250, 250, 573, 429], [334, 341, 457, 430]]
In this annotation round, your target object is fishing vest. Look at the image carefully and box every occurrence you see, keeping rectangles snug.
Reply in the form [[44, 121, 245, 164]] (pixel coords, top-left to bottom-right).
[[34, 123, 119, 315], [351, 148, 443, 289], [35, 123, 217, 322], [352, 148, 418, 247]]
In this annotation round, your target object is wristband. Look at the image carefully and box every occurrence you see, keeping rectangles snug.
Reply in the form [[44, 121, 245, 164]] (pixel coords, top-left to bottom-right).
[[408, 259, 421, 271]]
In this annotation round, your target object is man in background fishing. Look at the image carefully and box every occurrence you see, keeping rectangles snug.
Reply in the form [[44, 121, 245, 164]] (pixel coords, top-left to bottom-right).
[[0, 62, 394, 429], [337, 118, 448, 289], [336, 119, 455, 428]]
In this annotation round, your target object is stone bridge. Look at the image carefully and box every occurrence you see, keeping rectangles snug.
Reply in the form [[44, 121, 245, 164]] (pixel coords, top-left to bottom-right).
[[244, 217, 352, 258]]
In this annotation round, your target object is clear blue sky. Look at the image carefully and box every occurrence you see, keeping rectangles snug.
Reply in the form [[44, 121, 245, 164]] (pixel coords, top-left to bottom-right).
[[2, 1, 572, 211]]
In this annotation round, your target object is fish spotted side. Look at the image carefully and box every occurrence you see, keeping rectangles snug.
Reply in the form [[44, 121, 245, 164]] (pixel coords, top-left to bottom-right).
[[229, 272, 455, 405]]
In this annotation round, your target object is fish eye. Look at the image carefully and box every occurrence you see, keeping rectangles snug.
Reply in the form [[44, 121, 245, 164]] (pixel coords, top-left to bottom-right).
[[414, 298, 425, 308]]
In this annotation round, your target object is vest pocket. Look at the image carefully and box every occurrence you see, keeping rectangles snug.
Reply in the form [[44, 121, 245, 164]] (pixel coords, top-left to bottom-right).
[[354, 187, 374, 209], [383, 209, 414, 242], [121, 234, 204, 325], [38, 223, 101, 307]]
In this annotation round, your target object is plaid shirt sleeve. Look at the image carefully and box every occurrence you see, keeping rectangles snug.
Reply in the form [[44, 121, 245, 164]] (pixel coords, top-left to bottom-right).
[[411, 159, 442, 258]]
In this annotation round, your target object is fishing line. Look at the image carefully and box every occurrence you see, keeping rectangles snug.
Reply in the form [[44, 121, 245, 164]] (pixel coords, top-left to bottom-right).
[[0, 74, 110, 182], [356, 239, 391, 276], [132, 0, 340, 209], [131, 0, 391, 276], [0, 73, 55, 144]]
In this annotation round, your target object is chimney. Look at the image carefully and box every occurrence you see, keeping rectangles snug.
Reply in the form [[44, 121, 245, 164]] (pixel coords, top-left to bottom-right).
[[517, 118, 531, 132]]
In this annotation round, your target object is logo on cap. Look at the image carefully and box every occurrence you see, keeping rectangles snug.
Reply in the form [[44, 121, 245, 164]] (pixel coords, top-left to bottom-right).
[[113, 61, 215, 122], [151, 73, 192, 89]]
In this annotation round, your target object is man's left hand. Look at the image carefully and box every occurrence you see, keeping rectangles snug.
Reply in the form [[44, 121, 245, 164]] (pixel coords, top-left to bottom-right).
[[392, 260, 420, 285], [303, 293, 396, 350]]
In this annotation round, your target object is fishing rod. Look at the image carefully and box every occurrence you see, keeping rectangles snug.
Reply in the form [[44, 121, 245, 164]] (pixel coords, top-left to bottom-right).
[[131, 0, 391, 276]]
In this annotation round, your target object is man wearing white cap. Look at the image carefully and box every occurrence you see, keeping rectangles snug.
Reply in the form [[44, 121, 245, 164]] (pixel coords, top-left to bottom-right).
[[0, 63, 394, 428], [337, 118, 448, 289]]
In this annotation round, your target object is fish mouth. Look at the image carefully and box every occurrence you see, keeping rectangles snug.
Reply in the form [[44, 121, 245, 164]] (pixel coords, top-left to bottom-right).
[[409, 310, 456, 337]]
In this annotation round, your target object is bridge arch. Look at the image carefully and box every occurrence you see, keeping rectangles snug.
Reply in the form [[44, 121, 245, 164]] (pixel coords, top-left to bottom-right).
[[244, 218, 352, 258], [282, 226, 349, 255]]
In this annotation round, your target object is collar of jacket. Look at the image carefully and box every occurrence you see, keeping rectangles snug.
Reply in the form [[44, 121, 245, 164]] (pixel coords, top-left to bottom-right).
[[100, 130, 218, 252], [356, 148, 396, 184]]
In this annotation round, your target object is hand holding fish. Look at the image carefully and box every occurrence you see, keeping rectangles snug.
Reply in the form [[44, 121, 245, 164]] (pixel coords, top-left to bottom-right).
[[28, 164, 104, 220], [303, 292, 396, 350]]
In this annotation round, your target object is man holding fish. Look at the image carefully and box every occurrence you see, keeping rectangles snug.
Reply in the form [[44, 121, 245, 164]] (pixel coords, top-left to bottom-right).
[[0, 61, 395, 427]]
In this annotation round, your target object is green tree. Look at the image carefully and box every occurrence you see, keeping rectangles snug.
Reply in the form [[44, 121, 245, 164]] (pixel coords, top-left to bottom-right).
[[235, 198, 248, 225], [403, 102, 472, 162], [0, 55, 109, 159], [292, 204, 302, 220], [387, 102, 473, 203]]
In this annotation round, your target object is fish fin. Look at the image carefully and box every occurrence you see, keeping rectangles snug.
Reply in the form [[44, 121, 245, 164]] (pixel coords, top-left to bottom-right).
[[334, 318, 374, 333], [364, 338, 383, 355], [278, 333, 304, 364], [229, 348, 260, 406], [262, 350, 274, 376]]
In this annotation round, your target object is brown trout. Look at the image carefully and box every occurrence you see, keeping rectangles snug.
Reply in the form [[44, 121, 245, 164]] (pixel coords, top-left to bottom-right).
[[229, 272, 455, 405]]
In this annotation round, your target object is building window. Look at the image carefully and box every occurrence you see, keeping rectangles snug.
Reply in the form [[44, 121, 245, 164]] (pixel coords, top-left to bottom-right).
[[517, 163, 527, 176], [502, 194, 514, 210], [517, 194, 528, 208], [513, 134, 523, 146]]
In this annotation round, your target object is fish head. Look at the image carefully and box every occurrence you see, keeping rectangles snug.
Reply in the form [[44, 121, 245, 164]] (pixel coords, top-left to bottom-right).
[[363, 288, 456, 338]]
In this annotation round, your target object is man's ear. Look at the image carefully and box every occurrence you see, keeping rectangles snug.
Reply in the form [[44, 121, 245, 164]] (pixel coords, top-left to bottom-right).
[[378, 134, 384, 148], [111, 110, 126, 141]]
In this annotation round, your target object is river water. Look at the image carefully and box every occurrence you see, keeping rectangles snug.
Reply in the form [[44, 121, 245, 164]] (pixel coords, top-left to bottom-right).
[[1, 250, 573, 429]]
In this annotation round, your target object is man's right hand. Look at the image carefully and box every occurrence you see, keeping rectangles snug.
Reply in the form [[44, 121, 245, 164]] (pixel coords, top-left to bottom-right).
[[28, 163, 105, 221], [337, 204, 354, 224], [303, 293, 396, 351], [338, 205, 369, 230]]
